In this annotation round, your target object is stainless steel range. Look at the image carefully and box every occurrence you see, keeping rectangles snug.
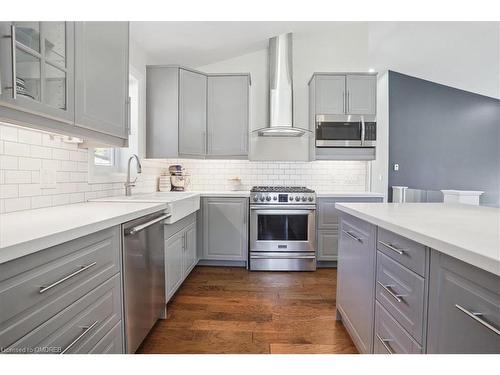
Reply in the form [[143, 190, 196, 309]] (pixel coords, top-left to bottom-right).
[[249, 186, 316, 271]]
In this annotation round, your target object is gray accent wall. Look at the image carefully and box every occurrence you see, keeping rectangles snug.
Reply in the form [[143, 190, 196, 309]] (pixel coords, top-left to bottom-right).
[[388, 71, 500, 206]]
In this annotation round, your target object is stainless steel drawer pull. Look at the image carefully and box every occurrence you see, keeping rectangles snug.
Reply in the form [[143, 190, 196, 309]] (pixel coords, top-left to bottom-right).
[[126, 214, 171, 235], [455, 304, 500, 336], [39, 262, 97, 294], [60, 320, 99, 354], [379, 241, 405, 255], [342, 230, 363, 243], [377, 281, 405, 303], [376, 334, 395, 354]]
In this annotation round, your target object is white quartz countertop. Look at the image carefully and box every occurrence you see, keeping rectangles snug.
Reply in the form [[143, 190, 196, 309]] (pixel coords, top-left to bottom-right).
[[0, 202, 168, 264], [194, 191, 250, 197], [335, 202, 500, 276]]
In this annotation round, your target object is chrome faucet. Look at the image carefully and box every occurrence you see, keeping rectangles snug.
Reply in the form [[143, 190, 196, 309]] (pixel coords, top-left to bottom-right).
[[125, 154, 142, 196]]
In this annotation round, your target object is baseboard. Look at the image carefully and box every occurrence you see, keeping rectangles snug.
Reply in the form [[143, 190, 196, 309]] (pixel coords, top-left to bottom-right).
[[317, 261, 337, 268], [197, 259, 247, 267]]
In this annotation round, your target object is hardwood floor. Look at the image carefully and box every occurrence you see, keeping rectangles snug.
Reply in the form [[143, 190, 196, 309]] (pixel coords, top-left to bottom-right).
[[137, 266, 357, 354]]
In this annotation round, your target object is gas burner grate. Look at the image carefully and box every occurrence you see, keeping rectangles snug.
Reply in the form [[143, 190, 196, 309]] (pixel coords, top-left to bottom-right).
[[250, 186, 315, 193]]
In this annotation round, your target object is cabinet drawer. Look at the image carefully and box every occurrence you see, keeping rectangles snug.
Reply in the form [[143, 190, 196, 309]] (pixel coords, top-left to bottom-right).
[[88, 321, 123, 354], [0, 227, 120, 348], [427, 252, 500, 353], [6, 274, 122, 354], [374, 301, 422, 354], [376, 251, 425, 343], [318, 197, 382, 230], [377, 227, 427, 276]]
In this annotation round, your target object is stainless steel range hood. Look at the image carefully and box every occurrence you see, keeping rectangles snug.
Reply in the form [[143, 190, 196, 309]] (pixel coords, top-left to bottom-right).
[[254, 33, 310, 137]]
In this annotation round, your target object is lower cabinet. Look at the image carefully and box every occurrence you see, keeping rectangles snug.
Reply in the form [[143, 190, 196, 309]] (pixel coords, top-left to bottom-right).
[[336, 213, 377, 353], [426, 251, 500, 354], [199, 197, 248, 263], [317, 230, 339, 261], [0, 227, 124, 354], [164, 213, 198, 302]]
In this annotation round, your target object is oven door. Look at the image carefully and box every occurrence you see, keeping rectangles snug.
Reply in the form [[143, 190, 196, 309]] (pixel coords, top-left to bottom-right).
[[250, 205, 316, 253], [315, 114, 362, 147]]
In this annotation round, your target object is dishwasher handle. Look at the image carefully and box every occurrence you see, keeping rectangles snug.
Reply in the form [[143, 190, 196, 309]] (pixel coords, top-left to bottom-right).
[[125, 214, 171, 236]]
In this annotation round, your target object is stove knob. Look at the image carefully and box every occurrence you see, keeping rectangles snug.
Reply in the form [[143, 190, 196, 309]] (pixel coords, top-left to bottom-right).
[[266, 195, 271, 201], [301, 196, 307, 202], [253, 196, 259, 202], [295, 196, 300, 202], [273, 195, 277, 201], [289, 196, 294, 201], [259, 195, 265, 201], [308, 196, 314, 202]]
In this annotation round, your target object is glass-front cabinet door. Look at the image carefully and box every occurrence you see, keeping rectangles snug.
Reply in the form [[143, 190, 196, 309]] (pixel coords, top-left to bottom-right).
[[0, 22, 74, 123]]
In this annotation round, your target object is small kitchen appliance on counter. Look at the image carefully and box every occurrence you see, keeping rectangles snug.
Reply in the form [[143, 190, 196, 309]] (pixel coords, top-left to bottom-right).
[[169, 165, 190, 191], [249, 186, 317, 271]]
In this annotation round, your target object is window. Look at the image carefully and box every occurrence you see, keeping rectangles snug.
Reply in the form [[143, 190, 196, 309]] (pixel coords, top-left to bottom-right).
[[88, 68, 143, 183]]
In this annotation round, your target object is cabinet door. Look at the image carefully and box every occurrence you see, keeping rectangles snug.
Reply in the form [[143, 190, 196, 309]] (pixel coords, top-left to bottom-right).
[[207, 75, 249, 157], [336, 213, 377, 353], [427, 251, 500, 354], [0, 22, 74, 123], [202, 197, 248, 261], [74, 22, 129, 139], [317, 197, 383, 230], [315, 75, 345, 114], [317, 230, 338, 261], [346, 75, 376, 115], [183, 222, 197, 276], [165, 231, 184, 301], [178, 69, 207, 156]]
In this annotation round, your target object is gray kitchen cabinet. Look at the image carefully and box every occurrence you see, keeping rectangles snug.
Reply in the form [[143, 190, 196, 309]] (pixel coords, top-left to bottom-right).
[[165, 230, 184, 302], [201, 197, 248, 262], [207, 74, 249, 157], [0, 226, 123, 354], [178, 68, 207, 157], [74, 21, 129, 139], [317, 230, 339, 261], [0, 22, 75, 123], [316, 196, 383, 263], [427, 250, 500, 354], [336, 213, 377, 353], [346, 74, 376, 115], [164, 213, 198, 302], [314, 75, 345, 114]]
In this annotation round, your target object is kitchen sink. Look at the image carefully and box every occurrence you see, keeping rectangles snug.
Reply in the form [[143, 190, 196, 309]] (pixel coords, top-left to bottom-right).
[[91, 192, 200, 224]]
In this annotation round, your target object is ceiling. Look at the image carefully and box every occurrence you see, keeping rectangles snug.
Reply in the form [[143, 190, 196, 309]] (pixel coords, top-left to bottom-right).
[[130, 21, 363, 66]]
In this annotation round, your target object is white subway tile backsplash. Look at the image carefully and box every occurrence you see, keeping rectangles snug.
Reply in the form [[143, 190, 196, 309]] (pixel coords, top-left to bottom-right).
[[1, 155, 18, 170], [31, 195, 53, 209], [19, 184, 42, 197], [0, 125, 18, 142], [0, 184, 18, 199], [4, 141, 30, 157], [18, 128, 42, 145], [5, 170, 32, 184], [4, 197, 31, 212], [30, 145, 52, 159], [52, 148, 70, 160], [18, 157, 42, 171]]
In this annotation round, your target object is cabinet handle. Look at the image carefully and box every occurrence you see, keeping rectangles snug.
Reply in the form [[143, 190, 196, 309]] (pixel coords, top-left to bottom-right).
[[343, 91, 346, 113], [378, 241, 405, 255], [376, 334, 395, 354], [39, 262, 97, 294], [125, 214, 171, 236], [346, 91, 350, 113], [341, 229, 363, 243], [9, 25, 17, 99], [377, 281, 405, 303], [455, 304, 500, 336], [60, 320, 99, 354]]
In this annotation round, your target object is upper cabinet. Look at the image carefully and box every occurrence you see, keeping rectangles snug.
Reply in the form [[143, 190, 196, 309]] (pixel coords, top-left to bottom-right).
[[146, 66, 250, 159], [0, 22, 75, 123], [0, 21, 129, 147], [311, 73, 376, 115], [207, 75, 249, 157], [178, 68, 207, 157], [74, 22, 129, 139]]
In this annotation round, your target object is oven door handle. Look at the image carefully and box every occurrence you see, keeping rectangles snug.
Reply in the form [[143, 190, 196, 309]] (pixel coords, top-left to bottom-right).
[[250, 255, 316, 260], [360, 115, 366, 146], [250, 205, 316, 211]]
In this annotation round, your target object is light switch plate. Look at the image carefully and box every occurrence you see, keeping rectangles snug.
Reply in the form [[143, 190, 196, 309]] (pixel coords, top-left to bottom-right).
[[41, 169, 57, 189], [393, 163, 399, 171]]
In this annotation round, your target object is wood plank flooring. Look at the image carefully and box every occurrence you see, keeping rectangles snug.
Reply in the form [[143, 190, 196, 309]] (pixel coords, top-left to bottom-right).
[[137, 266, 357, 354]]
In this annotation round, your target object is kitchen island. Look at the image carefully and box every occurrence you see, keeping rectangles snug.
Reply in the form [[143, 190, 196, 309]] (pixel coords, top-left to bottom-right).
[[333, 202, 500, 354]]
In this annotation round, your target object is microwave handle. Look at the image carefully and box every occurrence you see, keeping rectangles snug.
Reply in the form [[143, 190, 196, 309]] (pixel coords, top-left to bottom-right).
[[360, 116, 365, 146]]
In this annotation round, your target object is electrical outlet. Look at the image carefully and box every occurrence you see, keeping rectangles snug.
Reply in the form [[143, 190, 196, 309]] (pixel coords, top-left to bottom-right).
[[41, 169, 57, 189], [393, 164, 399, 171]]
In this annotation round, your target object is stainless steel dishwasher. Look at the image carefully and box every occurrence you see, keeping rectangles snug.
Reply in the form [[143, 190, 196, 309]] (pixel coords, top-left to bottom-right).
[[122, 211, 170, 353]]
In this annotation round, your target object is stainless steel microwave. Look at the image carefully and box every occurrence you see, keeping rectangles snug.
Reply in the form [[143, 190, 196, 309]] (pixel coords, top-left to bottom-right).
[[315, 114, 376, 148]]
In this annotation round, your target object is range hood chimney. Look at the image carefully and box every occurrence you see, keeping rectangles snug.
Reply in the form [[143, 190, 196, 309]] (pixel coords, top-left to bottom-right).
[[255, 33, 310, 137]]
